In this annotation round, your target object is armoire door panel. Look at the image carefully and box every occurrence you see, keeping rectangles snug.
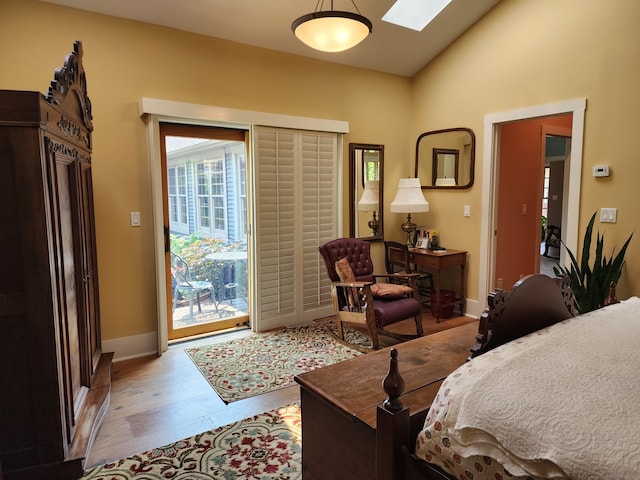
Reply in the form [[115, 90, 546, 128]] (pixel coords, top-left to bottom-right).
[[79, 161, 101, 374], [53, 151, 86, 443]]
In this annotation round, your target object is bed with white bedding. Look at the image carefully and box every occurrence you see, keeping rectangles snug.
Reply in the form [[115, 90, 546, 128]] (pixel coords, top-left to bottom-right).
[[414, 296, 640, 480]]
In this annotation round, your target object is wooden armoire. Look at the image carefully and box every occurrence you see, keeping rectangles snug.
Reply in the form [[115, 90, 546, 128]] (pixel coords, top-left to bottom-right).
[[0, 42, 112, 479]]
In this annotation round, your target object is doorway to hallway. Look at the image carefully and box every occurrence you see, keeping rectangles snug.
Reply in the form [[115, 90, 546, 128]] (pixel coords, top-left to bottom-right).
[[494, 114, 572, 290], [479, 98, 586, 310]]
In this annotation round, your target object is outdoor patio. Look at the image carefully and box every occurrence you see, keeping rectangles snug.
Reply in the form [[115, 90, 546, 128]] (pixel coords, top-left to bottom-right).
[[172, 291, 249, 329]]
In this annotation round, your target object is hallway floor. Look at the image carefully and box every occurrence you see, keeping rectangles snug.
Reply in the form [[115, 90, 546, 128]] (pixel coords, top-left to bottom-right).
[[540, 242, 560, 277]]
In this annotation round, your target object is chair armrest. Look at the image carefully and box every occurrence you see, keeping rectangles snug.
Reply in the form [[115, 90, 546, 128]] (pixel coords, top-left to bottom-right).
[[332, 281, 374, 288], [373, 273, 420, 281], [372, 274, 419, 292]]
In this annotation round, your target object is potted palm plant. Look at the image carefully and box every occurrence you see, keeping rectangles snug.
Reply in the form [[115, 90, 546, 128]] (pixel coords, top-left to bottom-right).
[[553, 212, 633, 314]]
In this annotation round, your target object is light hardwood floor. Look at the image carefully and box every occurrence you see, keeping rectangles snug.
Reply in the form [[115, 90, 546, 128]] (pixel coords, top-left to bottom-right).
[[86, 313, 477, 469]]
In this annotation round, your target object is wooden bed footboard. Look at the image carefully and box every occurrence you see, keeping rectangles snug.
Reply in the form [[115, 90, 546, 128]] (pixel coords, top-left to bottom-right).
[[374, 274, 576, 480]]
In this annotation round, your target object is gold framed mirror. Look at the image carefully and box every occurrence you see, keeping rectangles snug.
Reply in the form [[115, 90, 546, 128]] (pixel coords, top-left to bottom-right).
[[349, 143, 383, 240], [415, 128, 475, 189]]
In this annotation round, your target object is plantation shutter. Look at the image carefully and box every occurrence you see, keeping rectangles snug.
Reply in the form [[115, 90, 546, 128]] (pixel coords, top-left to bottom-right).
[[300, 132, 337, 317], [254, 126, 337, 330]]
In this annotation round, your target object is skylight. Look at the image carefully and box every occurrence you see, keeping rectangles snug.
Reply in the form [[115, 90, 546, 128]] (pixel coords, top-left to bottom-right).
[[382, 0, 453, 32]]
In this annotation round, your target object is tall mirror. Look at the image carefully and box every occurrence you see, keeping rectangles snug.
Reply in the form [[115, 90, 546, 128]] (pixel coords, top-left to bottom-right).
[[349, 143, 383, 240], [415, 128, 475, 189]]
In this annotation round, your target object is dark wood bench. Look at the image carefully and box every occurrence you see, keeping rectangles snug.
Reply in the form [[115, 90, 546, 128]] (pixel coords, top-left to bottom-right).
[[294, 321, 478, 479]]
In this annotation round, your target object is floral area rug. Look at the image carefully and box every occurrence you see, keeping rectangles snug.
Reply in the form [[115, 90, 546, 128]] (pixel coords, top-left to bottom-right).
[[185, 322, 366, 403], [81, 404, 301, 480]]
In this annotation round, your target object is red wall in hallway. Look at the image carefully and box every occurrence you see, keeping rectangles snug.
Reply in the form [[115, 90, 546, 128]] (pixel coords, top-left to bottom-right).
[[495, 114, 572, 289]]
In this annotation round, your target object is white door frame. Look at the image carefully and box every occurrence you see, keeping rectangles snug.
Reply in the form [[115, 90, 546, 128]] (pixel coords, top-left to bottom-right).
[[478, 98, 586, 309], [139, 98, 348, 354]]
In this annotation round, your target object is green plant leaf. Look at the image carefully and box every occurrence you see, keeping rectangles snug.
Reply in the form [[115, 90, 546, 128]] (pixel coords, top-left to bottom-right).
[[557, 211, 632, 313]]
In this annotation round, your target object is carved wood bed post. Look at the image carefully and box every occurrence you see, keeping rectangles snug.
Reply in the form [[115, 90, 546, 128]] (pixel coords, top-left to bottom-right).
[[376, 348, 411, 479]]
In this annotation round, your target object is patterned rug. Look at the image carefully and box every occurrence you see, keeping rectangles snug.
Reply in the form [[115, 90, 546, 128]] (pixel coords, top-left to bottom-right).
[[81, 404, 301, 480], [185, 322, 366, 403]]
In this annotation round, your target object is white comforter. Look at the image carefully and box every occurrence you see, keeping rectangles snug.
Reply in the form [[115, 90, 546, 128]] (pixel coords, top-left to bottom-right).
[[415, 297, 640, 479]]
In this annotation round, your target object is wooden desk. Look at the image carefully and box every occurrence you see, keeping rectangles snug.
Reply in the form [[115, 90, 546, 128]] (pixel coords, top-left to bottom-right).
[[390, 247, 467, 321], [294, 322, 478, 480]]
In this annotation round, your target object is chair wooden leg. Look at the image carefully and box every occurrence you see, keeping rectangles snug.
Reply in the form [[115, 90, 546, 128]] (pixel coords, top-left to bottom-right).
[[365, 302, 380, 350], [369, 327, 380, 350], [414, 314, 423, 337], [336, 318, 345, 340], [323, 320, 375, 354]]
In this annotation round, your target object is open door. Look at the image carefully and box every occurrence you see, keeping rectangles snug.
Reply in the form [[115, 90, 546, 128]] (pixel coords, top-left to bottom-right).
[[159, 123, 250, 341], [494, 114, 573, 289]]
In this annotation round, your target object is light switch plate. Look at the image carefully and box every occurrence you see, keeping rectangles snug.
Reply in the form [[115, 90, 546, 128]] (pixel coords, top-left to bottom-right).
[[130, 211, 141, 226], [463, 205, 471, 217], [600, 208, 617, 223]]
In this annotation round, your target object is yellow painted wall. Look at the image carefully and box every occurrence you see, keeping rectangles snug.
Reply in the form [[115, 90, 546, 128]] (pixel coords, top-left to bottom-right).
[[2, 0, 639, 344], [0, 0, 412, 341], [411, 0, 640, 301]]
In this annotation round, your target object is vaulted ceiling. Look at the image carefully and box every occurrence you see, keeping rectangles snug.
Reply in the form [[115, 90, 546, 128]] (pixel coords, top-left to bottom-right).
[[40, 0, 500, 77]]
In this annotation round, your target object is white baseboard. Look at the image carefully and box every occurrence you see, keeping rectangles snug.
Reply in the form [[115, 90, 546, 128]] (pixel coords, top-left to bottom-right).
[[464, 297, 483, 319], [102, 331, 158, 362]]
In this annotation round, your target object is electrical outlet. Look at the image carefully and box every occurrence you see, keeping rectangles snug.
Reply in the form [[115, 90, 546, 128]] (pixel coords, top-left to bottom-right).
[[600, 208, 617, 223], [463, 205, 471, 217]]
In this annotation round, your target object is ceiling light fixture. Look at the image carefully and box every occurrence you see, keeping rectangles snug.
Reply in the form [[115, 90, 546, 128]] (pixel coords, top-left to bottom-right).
[[292, 0, 372, 53]]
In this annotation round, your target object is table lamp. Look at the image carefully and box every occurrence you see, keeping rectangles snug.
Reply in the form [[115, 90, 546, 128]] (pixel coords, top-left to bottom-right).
[[358, 180, 379, 236], [390, 178, 429, 246]]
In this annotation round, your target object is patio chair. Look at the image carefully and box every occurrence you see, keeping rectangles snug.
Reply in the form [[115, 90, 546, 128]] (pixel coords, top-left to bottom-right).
[[208, 263, 234, 314], [318, 238, 423, 351], [171, 252, 213, 319]]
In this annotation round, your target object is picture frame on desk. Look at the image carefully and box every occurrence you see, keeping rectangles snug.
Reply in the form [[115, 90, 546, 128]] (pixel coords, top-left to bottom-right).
[[415, 227, 431, 248], [415, 237, 429, 249]]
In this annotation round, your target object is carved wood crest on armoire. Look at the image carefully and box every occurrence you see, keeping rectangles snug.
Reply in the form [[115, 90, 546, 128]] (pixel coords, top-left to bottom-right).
[[0, 41, 113, 479]]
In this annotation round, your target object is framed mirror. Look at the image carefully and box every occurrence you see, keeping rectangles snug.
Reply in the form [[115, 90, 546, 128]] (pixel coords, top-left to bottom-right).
[[415, 128, 476, 189], [349, 143, 384, 240]]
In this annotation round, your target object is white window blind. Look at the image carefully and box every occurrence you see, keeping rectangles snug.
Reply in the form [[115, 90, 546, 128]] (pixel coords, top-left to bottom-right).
[[254, 126, 337, 330]]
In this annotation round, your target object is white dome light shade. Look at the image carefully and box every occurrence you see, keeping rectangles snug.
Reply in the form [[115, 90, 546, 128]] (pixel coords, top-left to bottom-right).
[[292, 11, 372, 53]]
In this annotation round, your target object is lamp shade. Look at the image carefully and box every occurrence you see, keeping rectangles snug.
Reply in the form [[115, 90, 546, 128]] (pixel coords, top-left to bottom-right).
[[292, 10, 372, 53], [357, 180, 379, 211], [390, 178, 429, 213], [435, 177, 457, 186]]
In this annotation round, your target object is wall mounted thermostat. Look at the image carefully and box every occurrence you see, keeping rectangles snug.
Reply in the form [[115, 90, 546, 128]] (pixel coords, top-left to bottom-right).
[[592, 165, 610, 177]]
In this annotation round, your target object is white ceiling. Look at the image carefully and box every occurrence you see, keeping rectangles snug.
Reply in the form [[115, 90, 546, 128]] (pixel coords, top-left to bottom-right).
[[40, 0, 500, 77]]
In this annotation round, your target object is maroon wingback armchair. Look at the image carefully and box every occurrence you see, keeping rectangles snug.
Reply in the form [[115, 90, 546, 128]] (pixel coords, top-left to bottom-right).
[[319, 238, 423, 350]]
